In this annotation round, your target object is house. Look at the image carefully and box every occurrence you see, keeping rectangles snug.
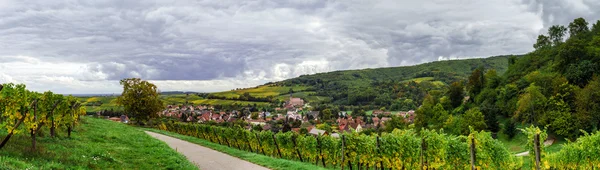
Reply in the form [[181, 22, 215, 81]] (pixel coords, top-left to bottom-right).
[[284, 95, 305, 109], [306, 111, 320, 120], [338, 111, 348, 118], [399, 110, 416, 123], [309, 128, 327, 136], [262, 124, 272, 131], [372, 110, 384, 116], [120, 115, 129, 123]]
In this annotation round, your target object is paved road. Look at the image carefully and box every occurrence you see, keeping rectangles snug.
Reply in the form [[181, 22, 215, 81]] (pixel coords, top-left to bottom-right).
[[145, 131, 269, 170], [515, 139, 555, 157]]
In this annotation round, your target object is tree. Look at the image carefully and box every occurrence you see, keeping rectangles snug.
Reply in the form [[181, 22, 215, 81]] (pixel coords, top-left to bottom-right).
[[467, 67, 485, 98], [321, 109, 333, 121], [448, 81, 465, 108], [504, 120, 517, 139], [533, 35, 551, 50], [484, 69, 501, 89], [515, 83, 547, 125], [383, 115, 407, 132], [564, 60, 598, 87], [251, 112, 259, 120], [116, 78, 164, 125], [548, 25, 567, 46], [568, 17, 589, 38], [462, 107, 487, 132], [576, 76, 600, 131], [431, 103, 449, 129]]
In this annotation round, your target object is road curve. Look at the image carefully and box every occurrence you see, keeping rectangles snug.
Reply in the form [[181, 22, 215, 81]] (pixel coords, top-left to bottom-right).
[[145, 131, 269, 170]]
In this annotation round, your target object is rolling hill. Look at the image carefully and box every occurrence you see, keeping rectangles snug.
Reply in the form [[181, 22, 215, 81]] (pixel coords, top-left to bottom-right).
[[79, 55, 516, 112]]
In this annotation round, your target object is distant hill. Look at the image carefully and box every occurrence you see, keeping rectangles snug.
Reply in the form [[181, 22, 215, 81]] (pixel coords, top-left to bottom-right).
[[159, 91, 198, 95], [212, 55, 517, 107]]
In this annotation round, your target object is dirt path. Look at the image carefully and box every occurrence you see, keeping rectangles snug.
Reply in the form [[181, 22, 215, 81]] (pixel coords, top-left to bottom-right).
[[515, 139, 555, 157], [145, 131, 269, 170]]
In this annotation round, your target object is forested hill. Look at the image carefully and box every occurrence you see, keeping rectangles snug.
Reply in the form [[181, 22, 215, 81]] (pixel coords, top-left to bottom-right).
[[280, 55, 512, 87], [269, 55, 515, 107]]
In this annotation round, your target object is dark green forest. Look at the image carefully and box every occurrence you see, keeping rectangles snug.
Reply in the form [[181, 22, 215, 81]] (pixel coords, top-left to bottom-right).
[[413, 18, 600, 139]]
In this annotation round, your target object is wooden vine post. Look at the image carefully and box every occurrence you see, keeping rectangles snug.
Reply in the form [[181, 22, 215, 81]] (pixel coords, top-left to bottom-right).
[[341, 135, 345, 170], [272, 134, 283, 158], [420, 137, 427, 169], [315, 136, 326, 167], [377, 136, 383, 170], [292, 135, 304, 162], [256, 133, 265, 155], [222, 129, 231, 147], [212, 128, 222, 145], [244, 132, 254, 153], [534, 133, 541, 170], [470, 137, 476, 170]]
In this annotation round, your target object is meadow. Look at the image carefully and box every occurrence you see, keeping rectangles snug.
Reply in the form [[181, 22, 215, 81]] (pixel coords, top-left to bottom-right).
[[0, 117, 197, 169]]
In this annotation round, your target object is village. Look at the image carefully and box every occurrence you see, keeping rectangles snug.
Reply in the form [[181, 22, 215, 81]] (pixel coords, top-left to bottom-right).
[[156, 95, 416, 137]]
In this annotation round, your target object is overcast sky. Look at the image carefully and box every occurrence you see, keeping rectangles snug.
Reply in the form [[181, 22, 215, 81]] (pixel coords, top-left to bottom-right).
[[1, 0, 599, 94]]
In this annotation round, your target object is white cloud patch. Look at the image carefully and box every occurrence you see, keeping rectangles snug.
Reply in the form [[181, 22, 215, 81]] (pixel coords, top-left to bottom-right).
[[0, 0, 599, 93]]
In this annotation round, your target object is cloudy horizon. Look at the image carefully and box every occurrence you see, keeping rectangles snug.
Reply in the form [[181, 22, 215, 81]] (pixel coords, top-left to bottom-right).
[[1, 0, 599, 94]]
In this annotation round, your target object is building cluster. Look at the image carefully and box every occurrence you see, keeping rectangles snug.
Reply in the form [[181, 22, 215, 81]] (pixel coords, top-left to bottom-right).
[[158, 95, 417, 137]]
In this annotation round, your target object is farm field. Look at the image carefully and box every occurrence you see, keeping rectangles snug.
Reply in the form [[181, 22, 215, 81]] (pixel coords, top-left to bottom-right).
[[211, 85, 311, 98], [0, 117, 197, 169]]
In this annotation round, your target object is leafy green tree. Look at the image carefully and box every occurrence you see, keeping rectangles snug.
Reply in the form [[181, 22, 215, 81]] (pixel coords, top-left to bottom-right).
[[515, 83, 547, 125], [548, 25, 567, 46], [533, 34, 551, 50], [443, 115, 465, 135], [462, 107, 487, 132], [564, 60, 598, 87], [251, 112, 258, 120], [117, 78, 164, 125], [321, 109, 333, 121], [383, 115, 407, 132], [496, 84, 518, 117], [568, 17, 589, 38], [504, 120, 517, 139], [576, 76, 600, 131], [351, 108, 366, 118], [484, 69, 501, 89], [414, 94, 435, 130], [431, 103, 449, 129], [448, 81, 464, 108], [467, 67, 485, 98]]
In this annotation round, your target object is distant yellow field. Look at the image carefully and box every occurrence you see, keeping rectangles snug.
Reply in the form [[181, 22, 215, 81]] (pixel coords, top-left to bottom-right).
[[211, 85, 310, 98]]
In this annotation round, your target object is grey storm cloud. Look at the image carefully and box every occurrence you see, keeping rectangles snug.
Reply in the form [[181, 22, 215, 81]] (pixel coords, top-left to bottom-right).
[[1, 0, 600, 93]]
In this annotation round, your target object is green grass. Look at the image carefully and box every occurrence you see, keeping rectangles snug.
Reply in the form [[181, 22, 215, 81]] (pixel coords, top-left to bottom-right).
[[144, 128, 329, 170], [0, 117, 197, 169], [275, 91, 331, 103]]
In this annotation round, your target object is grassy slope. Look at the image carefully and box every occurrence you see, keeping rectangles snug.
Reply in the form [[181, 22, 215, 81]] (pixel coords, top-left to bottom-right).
[[281, 55, 511, 87], [0, 117, 197, 170], [144, 128, 329, 170]]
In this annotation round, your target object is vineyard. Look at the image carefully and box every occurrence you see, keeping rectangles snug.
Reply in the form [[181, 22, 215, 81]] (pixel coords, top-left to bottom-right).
[[0, 83, 86, 150], [158, 122, 600, 169]]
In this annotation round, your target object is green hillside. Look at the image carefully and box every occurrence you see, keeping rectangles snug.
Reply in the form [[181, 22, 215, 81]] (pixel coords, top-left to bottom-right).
[[268, 55, 514, 107]]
